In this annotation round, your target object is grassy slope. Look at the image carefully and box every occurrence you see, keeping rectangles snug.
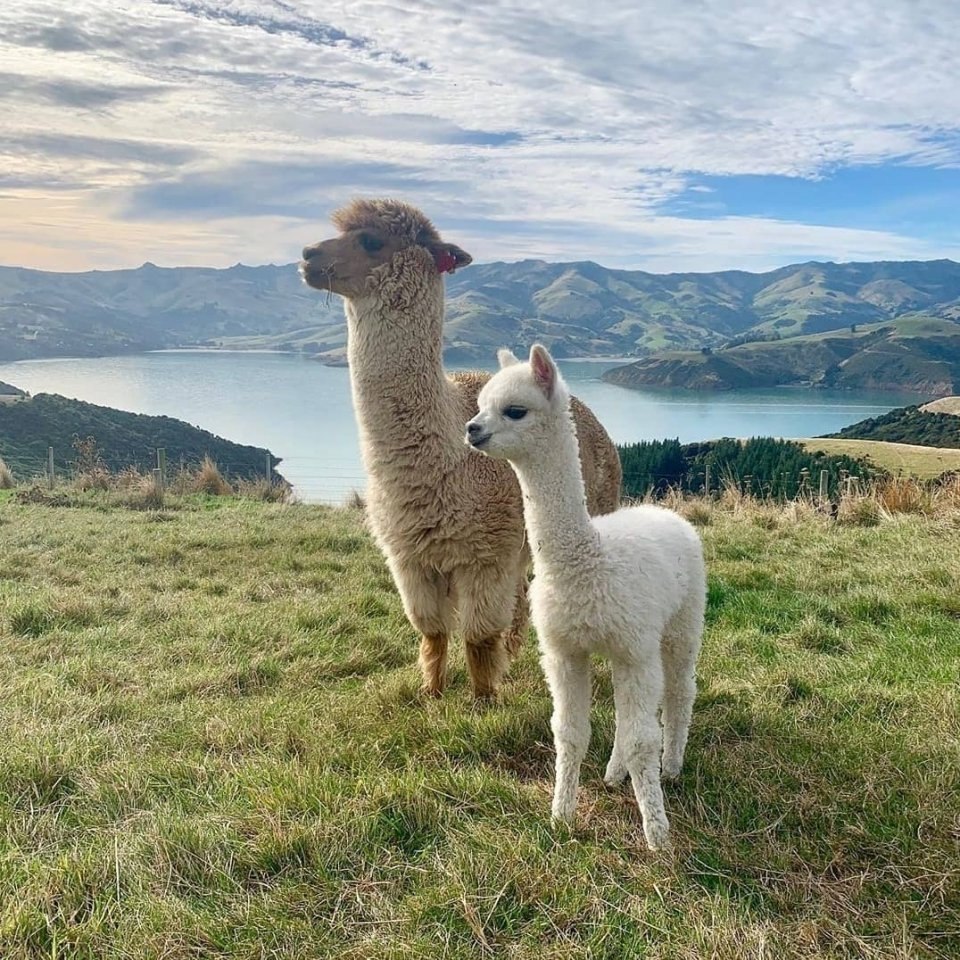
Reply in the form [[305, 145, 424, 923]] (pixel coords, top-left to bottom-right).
[[800, 438, 960, 479], [921, 397, 960, 416], [0, 499, 957, 959]]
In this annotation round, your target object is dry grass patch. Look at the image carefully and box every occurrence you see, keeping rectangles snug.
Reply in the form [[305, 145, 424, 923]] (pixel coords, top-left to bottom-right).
[[190, 456, 233, 496], [0, 457, 13, 489]]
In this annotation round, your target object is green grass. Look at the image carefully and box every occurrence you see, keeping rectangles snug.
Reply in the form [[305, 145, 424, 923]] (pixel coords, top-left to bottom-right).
[[0, 497, 958, 958], [801, 438, 960, 479]]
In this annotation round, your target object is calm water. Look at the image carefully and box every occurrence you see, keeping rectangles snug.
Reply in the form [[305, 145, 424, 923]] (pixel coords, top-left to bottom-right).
[[0, 351, 920, 502]]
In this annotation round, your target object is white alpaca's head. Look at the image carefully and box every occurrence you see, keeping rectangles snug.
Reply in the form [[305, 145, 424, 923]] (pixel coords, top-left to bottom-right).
[[466, 344, 571, 463]]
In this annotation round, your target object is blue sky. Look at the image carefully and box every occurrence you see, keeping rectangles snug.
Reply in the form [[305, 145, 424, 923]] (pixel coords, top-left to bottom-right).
[[1, 0, 959, 273], [665, 165, 960, 240]]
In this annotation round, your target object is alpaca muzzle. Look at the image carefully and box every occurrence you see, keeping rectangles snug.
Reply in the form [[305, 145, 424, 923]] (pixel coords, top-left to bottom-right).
[[465, 421, 491, 449]]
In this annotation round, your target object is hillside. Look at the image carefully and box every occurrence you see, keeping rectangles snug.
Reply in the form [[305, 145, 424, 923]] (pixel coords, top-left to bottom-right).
[[0, 391, 279, 480], [823, 404, 960, 448], [0, 261, 343, 362], [0, 497, 956, 958], [801, 438, 960, 479], [921, 395, 960, 415], [602, 316, 960, 395], [0, 379, 25, 397], [2, 257, 960, 366]]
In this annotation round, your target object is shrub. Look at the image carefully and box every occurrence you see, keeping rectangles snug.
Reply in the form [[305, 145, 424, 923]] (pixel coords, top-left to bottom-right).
[[837, 494, 882, 527], [235, 478, 292, 503], [0, 457, 13, 489], [875, 477, 932, 515], [72, 435, 111, 490], [192, 457, 233, 496], [123, 472, 166, 511]]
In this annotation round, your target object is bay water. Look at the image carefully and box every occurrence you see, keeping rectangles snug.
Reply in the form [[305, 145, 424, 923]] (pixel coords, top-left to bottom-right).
[[0, 351, 920, 502]]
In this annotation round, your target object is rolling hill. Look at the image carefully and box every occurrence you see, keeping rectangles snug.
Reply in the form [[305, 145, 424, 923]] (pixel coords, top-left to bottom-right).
[[602, 316, 960, 395], [821, 403, 960, 448], [799, 438, 960, 479], [0, 390, 279, 481], [2, 258, 960, 369]]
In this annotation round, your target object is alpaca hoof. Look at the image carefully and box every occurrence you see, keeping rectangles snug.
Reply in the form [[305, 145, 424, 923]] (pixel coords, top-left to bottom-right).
[[550, 810, 575, 830], [642, 816, 672, 852], [660, 762, 682, 781], [420, 684, 444, 699], [471, 688, 499, 706]]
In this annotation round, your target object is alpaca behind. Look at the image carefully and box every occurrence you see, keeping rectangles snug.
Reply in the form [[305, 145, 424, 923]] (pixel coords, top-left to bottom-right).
[[466, 344, 706, 850], [300, 200, 621, 701]]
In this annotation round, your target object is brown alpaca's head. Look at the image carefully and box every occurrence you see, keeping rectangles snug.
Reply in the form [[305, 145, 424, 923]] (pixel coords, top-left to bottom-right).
[[300, 198, 473, 300]]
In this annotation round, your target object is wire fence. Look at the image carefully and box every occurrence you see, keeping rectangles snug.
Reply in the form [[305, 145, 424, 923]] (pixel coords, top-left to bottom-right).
[[22, 446, 876, 507]]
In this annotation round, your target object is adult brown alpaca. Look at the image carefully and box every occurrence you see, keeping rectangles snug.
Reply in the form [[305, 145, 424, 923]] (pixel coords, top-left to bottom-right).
[[301, 199, 621, 699]]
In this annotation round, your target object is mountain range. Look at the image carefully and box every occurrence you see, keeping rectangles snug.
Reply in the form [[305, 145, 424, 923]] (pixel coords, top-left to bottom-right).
[[2, 257, 960, 392]]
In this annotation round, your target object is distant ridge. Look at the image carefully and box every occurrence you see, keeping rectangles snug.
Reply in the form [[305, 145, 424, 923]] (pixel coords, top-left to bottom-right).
[[2, 257, 959, 368]]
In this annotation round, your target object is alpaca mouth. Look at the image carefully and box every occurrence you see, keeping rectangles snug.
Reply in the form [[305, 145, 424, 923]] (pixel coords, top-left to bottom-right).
[[468, 432, 492, 449], [299, 260, 333, 290]]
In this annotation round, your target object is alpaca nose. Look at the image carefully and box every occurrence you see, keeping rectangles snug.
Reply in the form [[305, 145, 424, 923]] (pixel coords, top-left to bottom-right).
[[466, 421, 484, 438], [302, 243, 319, 261]]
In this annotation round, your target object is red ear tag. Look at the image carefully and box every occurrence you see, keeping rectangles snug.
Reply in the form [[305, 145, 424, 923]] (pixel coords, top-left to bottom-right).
[[434, 250, 458, 274]]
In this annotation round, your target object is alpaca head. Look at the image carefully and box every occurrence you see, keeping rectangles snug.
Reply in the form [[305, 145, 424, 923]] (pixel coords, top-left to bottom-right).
[[300, 198, 473, 301], [466, 344, 571, 463]]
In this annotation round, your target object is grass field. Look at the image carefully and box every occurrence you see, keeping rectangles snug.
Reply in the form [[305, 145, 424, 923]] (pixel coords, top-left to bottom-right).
[[0, 496, 958, 958], [800, 438, 960, 480], [921, 398, 960, 417]]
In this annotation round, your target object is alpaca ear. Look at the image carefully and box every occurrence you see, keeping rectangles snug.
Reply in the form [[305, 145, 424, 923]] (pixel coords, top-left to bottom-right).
[[425, 241, 473, 275], [529, 344, 557, 399], [497, 348, 520, 369]]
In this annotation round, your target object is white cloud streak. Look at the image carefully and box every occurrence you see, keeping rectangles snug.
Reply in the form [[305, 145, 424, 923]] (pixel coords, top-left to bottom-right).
[[1, 0, 959, 270]]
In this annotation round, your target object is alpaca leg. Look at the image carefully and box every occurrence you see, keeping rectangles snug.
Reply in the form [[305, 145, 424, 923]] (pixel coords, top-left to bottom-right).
[[541, 651, 592, 824], [611, 656, 671, 850], [458, 565, 516, 700], [388, 559, 455, 696], [603, 700, 628, 787], [418, 635, 449, 698], [660, 593, 705, 779]]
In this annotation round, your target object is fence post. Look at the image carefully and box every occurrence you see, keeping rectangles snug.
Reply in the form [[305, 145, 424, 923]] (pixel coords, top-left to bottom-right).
[[47, 446, 55, 489], [819, 469, 829, 503], [157, 448, 167, 485], [704, 463, 711, 498], [152, 467, 165, 496], [264, 452, 272, 484]]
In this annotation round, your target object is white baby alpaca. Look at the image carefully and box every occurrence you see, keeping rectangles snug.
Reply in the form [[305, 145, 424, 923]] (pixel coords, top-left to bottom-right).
[[466, 344, 706, 850]]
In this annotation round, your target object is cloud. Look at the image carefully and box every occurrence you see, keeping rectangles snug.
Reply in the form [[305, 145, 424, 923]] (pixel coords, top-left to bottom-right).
[[117, 157, 449, 219], [0, 0, 959, 271], [0, 74, 171, 111], [1, 132, 197, 166]]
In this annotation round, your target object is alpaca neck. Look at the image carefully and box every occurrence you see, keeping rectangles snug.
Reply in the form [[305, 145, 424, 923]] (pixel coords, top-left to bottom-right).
[[511, 413, 599, 573], [345, 285, 462, 475]]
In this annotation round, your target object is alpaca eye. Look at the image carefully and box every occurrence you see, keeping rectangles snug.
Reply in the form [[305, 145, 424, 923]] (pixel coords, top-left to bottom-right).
[[504, 406, 527, 420], [359, 233, 384, 254]]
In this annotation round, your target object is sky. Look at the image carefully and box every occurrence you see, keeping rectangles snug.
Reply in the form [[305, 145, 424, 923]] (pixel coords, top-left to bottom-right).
[[2, 0, 960, 273]]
